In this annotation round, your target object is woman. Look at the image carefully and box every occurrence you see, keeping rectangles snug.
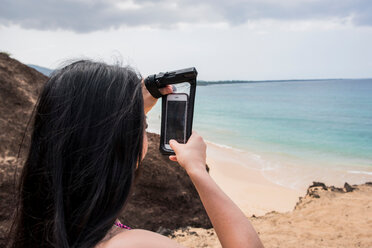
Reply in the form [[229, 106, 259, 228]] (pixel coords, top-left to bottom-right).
[[8, 60, 263, 248]]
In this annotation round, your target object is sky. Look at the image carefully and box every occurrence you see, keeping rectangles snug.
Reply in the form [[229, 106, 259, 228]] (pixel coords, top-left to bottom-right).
[[1, 0, 372, 80]]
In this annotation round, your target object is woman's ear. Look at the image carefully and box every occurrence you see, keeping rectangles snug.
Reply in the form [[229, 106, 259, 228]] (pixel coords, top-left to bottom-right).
[[142, 130, 148, 161]]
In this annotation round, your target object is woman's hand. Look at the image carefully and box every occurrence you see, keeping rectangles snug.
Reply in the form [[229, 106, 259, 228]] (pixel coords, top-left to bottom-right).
[[169, 132, 207, 176], [142, 80, 173, 114]]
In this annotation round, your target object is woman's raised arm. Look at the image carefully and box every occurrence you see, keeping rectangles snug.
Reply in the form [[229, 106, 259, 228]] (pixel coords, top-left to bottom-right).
[[169, 132, 264, 248], [142, 80, 173, 114]]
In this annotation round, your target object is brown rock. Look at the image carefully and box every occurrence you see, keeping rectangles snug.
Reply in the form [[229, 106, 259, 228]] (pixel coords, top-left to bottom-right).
[[120, 132, 211, 231], [344, 182, 355, 192], [0, 52, 47, 156], [309, 181, 327, 190]]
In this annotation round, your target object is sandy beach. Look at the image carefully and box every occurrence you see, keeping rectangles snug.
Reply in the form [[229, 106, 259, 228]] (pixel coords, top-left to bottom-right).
[[169, 183, 372, 248], [206, 141, 302, 216], [166, 141, 372, 247]]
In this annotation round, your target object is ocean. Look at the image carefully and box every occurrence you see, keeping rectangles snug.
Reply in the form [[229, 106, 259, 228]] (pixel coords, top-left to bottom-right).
[[147, 79, 372, 190]]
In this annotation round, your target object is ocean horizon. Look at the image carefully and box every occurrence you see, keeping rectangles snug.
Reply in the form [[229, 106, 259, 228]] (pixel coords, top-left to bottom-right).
[[147, 79, 372, 190]]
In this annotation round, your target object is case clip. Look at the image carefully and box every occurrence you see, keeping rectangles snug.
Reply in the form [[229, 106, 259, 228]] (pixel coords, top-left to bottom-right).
[[144, 67, 197, 99]]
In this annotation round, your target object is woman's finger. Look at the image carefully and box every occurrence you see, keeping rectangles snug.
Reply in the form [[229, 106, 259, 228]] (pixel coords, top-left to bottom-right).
[[169, 155, 178, 162], [159, 85, 173, 95]]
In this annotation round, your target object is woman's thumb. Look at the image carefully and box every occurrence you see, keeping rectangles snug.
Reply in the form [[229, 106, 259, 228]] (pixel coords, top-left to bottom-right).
[[169, 139, 180, 152]]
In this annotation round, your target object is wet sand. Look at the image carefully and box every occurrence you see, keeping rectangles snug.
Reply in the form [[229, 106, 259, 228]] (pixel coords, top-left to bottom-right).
[[206, 141, 302, 216]]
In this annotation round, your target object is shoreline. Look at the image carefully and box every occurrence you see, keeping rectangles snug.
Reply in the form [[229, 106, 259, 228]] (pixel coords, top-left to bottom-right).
[[205, 141, 372, 216], [205, 141, 302, 216], [146, 131, 372, 215]]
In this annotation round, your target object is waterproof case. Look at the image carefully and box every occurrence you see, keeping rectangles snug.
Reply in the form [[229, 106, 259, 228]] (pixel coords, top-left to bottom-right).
[[144, 67, 197, 155]]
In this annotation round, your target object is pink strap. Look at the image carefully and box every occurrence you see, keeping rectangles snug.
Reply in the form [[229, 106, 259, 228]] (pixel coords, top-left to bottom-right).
[[114, 222, 132, 230]]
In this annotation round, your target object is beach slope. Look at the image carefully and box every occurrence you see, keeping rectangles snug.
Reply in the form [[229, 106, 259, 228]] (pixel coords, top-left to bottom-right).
[[169, 182, 372, 248]]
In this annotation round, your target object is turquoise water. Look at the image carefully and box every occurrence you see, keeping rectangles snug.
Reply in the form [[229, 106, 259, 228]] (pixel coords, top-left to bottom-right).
[[148, 79, 372, 189]]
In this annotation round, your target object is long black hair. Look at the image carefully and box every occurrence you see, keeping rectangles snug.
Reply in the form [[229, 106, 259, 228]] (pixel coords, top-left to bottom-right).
[[8, 60, 145, 247]]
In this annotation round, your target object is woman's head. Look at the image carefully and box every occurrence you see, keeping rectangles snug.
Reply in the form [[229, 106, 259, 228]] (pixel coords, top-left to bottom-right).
[[9, 60, 145, 248]]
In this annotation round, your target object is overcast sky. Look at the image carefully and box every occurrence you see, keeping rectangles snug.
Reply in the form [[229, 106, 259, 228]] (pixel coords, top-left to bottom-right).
[[1, 0, 372, 80]]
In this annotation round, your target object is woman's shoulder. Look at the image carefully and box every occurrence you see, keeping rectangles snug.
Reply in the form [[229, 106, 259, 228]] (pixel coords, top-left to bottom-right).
[[98, 229, 187, 248]]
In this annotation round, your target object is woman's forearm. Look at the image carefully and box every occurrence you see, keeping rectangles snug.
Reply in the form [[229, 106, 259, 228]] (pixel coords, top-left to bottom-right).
[[188, 167, 264, 248]]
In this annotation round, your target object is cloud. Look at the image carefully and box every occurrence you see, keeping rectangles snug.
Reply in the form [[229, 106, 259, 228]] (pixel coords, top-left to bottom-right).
[[0, 0, 371, 32]]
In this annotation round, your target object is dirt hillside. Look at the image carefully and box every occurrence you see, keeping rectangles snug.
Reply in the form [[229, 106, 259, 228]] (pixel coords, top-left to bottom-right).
[[0, 52, 47, 155]]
